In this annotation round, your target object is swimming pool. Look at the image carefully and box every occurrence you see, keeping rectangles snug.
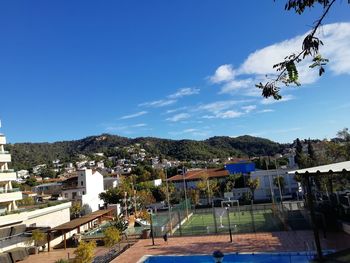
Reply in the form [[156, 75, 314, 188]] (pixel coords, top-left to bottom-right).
[[141, 252, 316, 262]]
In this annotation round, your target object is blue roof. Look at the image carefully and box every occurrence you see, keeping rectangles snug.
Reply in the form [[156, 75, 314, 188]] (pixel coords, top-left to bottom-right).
[[224, 162, 255, 174]]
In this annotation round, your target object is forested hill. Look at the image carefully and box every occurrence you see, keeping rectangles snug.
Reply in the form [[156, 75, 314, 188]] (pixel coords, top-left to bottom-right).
[[5, 134, 286, 170]]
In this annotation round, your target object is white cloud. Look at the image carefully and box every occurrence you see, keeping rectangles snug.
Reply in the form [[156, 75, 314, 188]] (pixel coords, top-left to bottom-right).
[[220, 78, 254, 94], [242, 105, 256, 113], [258, 109, 274, 113], [261, 94, 295, 105], [217, 110, 243, 119], [166, 113, 191, 122], [211, 22, 350, 97], [210, 64, 236, 83], [168, 87, 200, 99], [132, 123, 147, 127], [198, 100, 248, 114], [139, 99, 177, 107], [120, 111, 148, 119]]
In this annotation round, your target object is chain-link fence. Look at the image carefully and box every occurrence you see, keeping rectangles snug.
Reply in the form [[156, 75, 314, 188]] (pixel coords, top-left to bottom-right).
[[150, 200, 311, 238]]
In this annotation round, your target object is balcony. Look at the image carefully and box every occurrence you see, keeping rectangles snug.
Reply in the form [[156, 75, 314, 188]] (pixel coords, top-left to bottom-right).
[[0, 170, 16, 181], [0, 189, 22, 203], [0, 152, 11, 163], [0, 135, 6, 145]]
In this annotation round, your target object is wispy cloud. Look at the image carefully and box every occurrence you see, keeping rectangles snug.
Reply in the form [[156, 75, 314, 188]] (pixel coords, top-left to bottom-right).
[[166, 113, 191, 122], [258, 109, 274, 113], [169, 127, 211, 138], [168, 87, 200, 99], [261, 95, 295, 105], [216, 110, 243, 119], [139, 99, 177, 108], [165, 106, 189, 114], [242, 105, 256, 113], [120, 111, 148, 119], [133, 123, 147, 127], [105, 123, 148, 133]]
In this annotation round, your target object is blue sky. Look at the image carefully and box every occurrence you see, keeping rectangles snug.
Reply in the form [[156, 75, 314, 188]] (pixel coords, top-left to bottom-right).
[[0, 1, 349, 143]]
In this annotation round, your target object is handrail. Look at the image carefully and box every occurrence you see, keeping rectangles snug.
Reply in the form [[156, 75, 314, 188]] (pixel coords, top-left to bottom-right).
[[0, 169, 15, 173], [0, 188, 20, 193]]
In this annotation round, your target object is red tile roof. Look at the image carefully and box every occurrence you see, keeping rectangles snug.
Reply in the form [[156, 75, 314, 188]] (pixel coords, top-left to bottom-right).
[[168, 168, 229, 182]]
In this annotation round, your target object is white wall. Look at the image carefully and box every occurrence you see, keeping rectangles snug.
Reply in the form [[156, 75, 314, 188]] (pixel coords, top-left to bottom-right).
[[78, 169, 104, 212], [250, 169, 299, 200]]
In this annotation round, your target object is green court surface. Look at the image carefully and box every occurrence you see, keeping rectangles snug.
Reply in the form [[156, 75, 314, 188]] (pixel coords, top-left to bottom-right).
[[174, 209, 284, 236]]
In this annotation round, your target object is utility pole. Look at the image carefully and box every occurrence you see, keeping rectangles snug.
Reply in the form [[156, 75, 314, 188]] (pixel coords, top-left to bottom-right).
[[165, 169, 173, 232], [266, 160, 275, 205], [274, 160, 284, 208], [124, 191, 128, 218], [182, 166, 189, 218]]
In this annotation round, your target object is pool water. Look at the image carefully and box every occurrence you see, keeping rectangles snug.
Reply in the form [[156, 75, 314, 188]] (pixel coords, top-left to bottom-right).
[[142, 253, 315, 262]]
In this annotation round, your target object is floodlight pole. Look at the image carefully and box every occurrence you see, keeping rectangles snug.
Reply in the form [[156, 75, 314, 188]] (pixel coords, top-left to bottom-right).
[[182, 166, 189, 218], [305, 173, 322, 260], [150, 211, 155, 246], [165, 169, 173, 233], [265, 160, 275, 205], [226, 206, 233, 243]]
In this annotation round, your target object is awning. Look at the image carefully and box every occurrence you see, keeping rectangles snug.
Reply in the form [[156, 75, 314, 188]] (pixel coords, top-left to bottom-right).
[[288, 161, 350, 175]]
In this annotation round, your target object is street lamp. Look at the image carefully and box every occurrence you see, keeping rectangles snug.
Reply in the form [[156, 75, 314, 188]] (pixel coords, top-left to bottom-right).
[[148, 209, 155, 246], [226, 205, 233, 243]]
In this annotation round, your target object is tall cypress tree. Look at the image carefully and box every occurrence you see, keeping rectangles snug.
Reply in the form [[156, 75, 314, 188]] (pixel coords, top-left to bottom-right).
[[294, 138, 305, 168], [307, 139, 317, 166]]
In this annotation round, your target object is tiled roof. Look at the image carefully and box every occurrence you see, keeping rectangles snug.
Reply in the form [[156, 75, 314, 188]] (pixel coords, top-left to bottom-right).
[[168, 168, 229, 182]]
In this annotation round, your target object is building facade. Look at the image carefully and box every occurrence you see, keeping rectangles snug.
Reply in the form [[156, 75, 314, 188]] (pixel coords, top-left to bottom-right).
[[0, 133, 21, 213], [62, 169, 104, 213]]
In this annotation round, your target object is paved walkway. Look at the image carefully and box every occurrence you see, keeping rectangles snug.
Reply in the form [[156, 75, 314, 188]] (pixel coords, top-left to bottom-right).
[[112, 231, 350, 263], [21, 246, 109, 263]]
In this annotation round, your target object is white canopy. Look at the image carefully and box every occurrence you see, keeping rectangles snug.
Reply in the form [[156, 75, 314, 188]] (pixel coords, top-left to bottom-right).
[[288, 161, 350, 175]]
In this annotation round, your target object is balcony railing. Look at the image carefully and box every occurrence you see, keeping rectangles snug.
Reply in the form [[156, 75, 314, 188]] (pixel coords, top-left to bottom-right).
[[0, 188, 20, 193], [0, 169, 15, 173], [0, 200, 71, 216]]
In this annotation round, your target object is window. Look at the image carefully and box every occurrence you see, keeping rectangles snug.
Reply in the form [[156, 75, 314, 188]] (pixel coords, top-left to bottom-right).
[[64, 193, 68, 198], [81, 181, 84, 186], [82, 191, 85, 195]]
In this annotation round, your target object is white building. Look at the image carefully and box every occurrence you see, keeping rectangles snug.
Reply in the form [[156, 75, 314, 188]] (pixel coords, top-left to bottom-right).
[[62, 169, 104, 213], [0, 133, 21, 213], [250, 169, 299, 201]]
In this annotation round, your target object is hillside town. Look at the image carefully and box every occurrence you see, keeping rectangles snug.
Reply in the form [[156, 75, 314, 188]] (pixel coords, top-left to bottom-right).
[[1, 125, 350, 263]]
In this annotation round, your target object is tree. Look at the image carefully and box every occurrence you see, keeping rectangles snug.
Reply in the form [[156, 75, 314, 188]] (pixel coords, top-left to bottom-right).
[[295, 138, 307, 168], [307, 139, 317, 166], [25, 177, 38, 187], [103, 227, 121, 248], [38, 166, 56, 178], [256, 0, 337, 99], [112, 213, 128, 233], [337, 127, 350, 160], [73, 241, 96, 263], [99, 188, 123, 204], [196, 174, 219, 205], [224, 173, 242, 192], [71, 202, 83, 218], [273, 176, 285, 194], [26, 229, 46, 249], [246, 178, 260, 202], [188, 189, 200, 206]]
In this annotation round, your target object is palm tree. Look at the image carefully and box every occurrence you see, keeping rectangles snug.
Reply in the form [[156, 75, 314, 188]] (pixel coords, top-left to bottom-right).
[[247, 178, 260, 203]]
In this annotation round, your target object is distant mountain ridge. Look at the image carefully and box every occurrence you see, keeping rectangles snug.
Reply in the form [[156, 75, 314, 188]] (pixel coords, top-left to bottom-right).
[[5, 134, 287, 170]]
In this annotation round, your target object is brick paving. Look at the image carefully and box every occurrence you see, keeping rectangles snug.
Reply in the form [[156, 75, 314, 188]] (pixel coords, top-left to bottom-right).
[[112, 231, 350, 263], [18, 231, 350, 263], [21, 246, 109, 263]]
